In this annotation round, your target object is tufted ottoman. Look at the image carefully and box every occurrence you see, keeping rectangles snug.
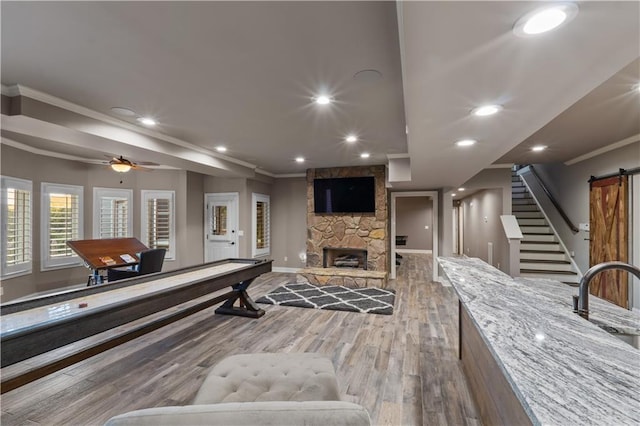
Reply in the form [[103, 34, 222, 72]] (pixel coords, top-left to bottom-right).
[[104, 352, 371, 426]]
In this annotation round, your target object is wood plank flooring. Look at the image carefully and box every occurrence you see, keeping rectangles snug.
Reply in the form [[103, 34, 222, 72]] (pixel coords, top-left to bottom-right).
[[0, 254, 480, 425]]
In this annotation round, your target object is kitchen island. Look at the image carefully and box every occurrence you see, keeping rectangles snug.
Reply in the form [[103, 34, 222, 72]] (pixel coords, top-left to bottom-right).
[[438, 256, 640, 426]]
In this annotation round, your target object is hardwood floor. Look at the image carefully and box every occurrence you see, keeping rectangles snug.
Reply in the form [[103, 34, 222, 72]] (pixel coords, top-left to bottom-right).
[[0, 254, 480, 425]]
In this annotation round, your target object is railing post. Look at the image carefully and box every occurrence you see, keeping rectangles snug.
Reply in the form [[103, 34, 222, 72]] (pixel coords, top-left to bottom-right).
[[500, 215, 523, 278]]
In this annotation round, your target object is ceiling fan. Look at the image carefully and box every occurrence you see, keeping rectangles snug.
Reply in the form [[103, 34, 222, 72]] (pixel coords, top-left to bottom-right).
[[106, 155, 157, 173]]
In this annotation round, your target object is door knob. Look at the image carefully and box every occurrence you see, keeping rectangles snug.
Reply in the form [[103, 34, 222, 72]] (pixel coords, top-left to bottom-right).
[[231, 242, 235, 245]]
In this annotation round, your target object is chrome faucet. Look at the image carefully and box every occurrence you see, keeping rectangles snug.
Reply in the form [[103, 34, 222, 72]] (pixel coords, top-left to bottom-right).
[[575, 261, 640, 320]]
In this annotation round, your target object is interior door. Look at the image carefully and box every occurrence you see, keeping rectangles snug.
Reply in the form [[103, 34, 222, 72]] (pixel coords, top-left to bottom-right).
[[205, 193, 239, 262], [589, 175, 628, 308]]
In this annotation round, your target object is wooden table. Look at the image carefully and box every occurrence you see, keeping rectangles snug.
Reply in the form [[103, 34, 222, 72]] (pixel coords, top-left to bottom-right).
[[0, 258, 272, 392], [67, 238, 149, 285]]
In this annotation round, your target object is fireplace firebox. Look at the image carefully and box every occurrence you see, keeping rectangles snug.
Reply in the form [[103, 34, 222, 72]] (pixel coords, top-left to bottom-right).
[[323, 247, 368, 270]]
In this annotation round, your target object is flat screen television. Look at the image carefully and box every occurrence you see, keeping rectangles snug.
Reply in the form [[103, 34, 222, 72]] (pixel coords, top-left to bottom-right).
[[313, 176, 375, 214]]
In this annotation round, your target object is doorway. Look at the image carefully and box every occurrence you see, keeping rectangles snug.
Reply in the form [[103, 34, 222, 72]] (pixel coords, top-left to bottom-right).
[[390, 191, 438, 281], [204, 192, 239, 262]]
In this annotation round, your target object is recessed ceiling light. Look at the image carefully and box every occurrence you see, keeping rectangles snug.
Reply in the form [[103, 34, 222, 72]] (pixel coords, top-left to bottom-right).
[[315, 95, 332, 105], [532, 145, 547, 152], [458, 187, 465, 192], [110, 107, 136, 117], [216, 146, 227, 153], [472, 104, 502, 117], [634, 83, 640, 93], [514, 3, 579, 37], [451, 193, 457, 197], [455, 139, 477, 147], [346, 134, 358, 143], [295, 157, 305, 163], [137, 117, 156, 126], [360, 153, 370, 159]]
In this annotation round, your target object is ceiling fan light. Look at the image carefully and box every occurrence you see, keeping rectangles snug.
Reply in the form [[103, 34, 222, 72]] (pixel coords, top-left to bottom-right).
[[111, 163, 132, 173]]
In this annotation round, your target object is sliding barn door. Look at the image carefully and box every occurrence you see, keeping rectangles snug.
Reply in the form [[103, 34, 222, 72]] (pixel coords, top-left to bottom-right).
[[589, 176, 628, 308]]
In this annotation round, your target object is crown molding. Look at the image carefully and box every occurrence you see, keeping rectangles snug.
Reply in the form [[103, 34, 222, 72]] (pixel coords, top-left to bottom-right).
[[1, 137, 180, 170], [3, 84, 259, 171], [565, 133, 640, 166], [1, 137, 102, 164]]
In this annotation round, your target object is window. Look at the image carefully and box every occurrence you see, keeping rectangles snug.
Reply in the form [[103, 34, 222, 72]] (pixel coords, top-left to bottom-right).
[[1, 176, 32, 278], [93, 188, 133, 238], [41, 183, 83, 270], [141, 190, 175, 260], [252, 193, 270, 258]]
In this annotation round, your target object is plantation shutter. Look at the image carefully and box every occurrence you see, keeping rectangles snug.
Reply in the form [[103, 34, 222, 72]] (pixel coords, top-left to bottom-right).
[[6, 187, 31, 266], [99, 198, 128, 238], [49, 193, 80, 258], [147, 197, 171, 251], [252, 193, 270, 257]]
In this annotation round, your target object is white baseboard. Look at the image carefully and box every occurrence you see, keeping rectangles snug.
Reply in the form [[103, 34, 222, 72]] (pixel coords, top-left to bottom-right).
[[396, 249, 433, 254], [272, 267, 302, 273]]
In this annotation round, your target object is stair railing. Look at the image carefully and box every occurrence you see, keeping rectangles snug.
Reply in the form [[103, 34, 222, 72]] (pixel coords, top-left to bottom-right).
[[520, 165, 579, 233]]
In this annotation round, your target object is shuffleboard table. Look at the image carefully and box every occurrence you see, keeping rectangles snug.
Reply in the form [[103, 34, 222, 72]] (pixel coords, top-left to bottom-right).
[[0, 258, 272, 392]]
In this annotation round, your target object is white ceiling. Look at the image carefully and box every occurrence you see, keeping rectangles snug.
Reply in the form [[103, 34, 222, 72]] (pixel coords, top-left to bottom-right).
[[1, 1, 639, 188]]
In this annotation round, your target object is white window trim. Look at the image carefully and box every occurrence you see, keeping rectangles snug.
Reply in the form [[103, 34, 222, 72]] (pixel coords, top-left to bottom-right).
[[93, 187, 133, 238], [251, 193, 270, 258], [141, 190, 175, 261], [1, 176, 33, 278], [41, 182, 84, 271]]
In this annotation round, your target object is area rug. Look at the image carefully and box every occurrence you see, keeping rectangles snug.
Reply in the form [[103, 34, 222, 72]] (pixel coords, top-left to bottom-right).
[[256, 283, 395, 315]]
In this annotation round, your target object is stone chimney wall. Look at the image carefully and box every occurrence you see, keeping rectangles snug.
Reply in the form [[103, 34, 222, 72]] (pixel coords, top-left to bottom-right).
[[306, 165, 388, 273]]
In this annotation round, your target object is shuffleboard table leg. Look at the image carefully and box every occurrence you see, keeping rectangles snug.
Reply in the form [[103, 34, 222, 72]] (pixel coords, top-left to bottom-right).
[[215, 279, 265, 318]]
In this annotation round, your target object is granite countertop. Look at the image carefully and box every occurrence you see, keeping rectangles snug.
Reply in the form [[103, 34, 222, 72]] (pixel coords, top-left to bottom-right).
[[438, 256, 640, 426]]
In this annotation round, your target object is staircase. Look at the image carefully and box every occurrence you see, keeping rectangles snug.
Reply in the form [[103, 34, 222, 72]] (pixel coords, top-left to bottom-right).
[[512, 171, 580, 284]]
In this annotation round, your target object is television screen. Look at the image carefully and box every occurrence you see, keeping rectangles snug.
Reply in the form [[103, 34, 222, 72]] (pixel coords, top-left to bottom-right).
[[314, 176, 375, 213]]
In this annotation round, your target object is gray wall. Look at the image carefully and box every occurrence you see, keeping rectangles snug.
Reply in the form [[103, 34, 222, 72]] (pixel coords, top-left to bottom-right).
[[396, 196, 432, 250], [532, 141, 640, 274], [460, 188, 509, 273], [270, 177, 307, 269], [1, 144, 198, 301]]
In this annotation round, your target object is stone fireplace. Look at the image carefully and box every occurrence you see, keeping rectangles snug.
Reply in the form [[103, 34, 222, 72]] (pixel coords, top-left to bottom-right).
[[300, 165, 388, 288]]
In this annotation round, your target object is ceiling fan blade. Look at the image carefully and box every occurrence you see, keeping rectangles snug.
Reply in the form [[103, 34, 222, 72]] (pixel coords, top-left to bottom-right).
[[131, 164, 153, 171], [134, 161, 159, 166]]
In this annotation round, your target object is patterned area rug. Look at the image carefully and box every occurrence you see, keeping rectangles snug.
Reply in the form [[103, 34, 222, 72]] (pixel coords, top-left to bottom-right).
[[256, 283, 395, 315]]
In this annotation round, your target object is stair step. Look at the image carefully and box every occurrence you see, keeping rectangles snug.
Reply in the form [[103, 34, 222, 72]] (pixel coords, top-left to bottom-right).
[[514, 211, 545, 219], [512, 204, 539, 212], [517, 218, 547, 226], [521, 225, 551, 234], [512, 198, 536, 205], [521, 242, 561, 251], [512, 186, 528, 193], [522, 234, 557, 242], [512, 192, 533, 199], [520, 271, 580, 283], [521, 251, 567, 261], [521, 260, 573, 272]]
